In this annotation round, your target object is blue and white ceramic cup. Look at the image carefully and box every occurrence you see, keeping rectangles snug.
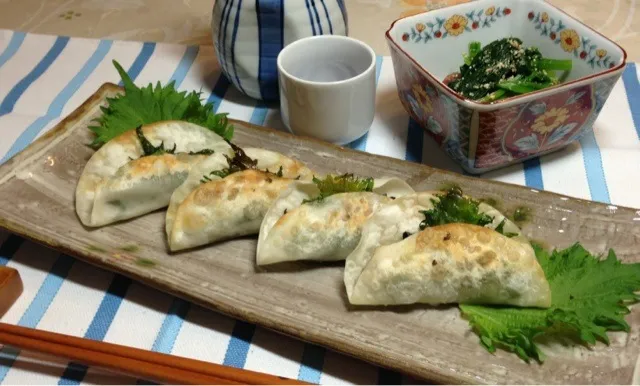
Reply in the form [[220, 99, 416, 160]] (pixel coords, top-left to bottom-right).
[[211, 0, 348, 102], [278, 35, 376, 145]]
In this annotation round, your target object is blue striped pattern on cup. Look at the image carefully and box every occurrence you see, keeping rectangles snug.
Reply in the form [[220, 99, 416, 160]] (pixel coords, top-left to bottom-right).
[[211, 0, 348, 101]]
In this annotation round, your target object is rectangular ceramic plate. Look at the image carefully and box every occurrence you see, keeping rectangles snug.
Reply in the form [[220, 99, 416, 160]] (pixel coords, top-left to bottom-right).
[[1, 83, 639, 384]]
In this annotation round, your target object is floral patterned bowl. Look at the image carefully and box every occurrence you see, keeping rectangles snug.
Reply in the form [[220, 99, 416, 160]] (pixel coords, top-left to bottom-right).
[[386, 0, 627, 174]]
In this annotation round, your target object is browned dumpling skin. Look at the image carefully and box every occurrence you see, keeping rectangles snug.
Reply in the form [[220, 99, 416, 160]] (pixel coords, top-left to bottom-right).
[[170, 170, 296, 251], [256, 178, 416, 265], [344, 192, 550, 308], [75, 120, 233, 227], [258, 192, 392, 264], [348, 223, 551, 308], [166, 148, 315, 251]]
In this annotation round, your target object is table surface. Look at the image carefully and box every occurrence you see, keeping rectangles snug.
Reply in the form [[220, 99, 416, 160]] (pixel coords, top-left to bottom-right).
[[0, 0, 638, 61]]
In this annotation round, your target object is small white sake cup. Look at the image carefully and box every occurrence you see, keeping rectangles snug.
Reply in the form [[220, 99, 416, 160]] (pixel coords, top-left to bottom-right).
[[277, 35, 376, 145]]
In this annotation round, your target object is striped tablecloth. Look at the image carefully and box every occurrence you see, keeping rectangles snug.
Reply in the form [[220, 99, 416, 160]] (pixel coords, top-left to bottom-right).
[[0, 29, 639, 385]]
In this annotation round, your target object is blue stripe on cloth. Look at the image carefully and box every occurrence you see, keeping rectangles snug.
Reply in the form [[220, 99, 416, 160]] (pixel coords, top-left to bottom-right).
[[0, 36, 70, 116], [405, 118, 424, 162], [0, 254, 75, 382], [348, 55, 384, 151], [230, 0, 247, 95], [297, 344, 325, 383], [374, 56, 384, 85], [250, 103, 269, 125], [349, 131, 368, 151], [0, 234, 24, 266], [305, 0, 317, 35], [256, 0, 284, 101], [222, 321, 256, 368], [579, 131, 611, 203], [206, 73, 232, 112], [151, 298, 191, 353], [0, 31, 26, 69], [80, 275, 133, 340], [310, 0, 324, 34], [18, 254, 75, 328], [118, 42, 156, 87], [168, 45, 200, 86], [377, 368, 403, 385], [1, 39, 113, 164], [319, 0, 333, 34], [57, 275, 132, 385], [622, 63, 640, 139], [523, 158, 543, 189]]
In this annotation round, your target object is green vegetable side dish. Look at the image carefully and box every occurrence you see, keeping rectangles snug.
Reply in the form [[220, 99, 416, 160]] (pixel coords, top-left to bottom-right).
[[446, 38, 573, 103], [89, 60, 233, 148]]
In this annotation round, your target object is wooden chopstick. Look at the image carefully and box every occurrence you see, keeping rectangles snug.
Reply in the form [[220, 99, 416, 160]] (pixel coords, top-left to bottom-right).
[[0, 322, 311, 385]]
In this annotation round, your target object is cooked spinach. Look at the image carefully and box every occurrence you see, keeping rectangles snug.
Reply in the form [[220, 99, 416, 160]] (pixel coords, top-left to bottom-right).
[[448, 38, 572, 102]]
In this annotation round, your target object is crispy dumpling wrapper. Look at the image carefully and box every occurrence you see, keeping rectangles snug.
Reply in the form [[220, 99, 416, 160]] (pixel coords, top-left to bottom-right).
[[256, 178, 415, 266], [166, 148, 315, 251], [344, 192, 551, 308], [75, 121, 233, 227]]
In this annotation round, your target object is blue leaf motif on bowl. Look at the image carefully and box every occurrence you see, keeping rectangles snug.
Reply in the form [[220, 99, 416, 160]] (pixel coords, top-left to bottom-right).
[[529, 102, 547, 116], [565, 91, 586, 106], [406, 93, 421, 114], [514, 134, 540, 151], [425, 85, 438, 98], [445, 139, 468, 166], [440, 93, 457, 111], [548, 122, 577, 145], [427, 116, 443, 135]]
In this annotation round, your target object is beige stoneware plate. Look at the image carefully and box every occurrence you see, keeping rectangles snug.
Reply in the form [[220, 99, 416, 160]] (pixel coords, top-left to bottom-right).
[[1, 83, 639, 384]]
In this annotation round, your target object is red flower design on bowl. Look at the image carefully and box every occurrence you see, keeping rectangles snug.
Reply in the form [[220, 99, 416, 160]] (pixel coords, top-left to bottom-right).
[[386, 2, 626, 173]]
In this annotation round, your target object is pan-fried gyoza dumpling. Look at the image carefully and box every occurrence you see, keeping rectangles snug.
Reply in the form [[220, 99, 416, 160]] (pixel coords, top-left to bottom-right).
[[256, 174, 415, 266], [344, 189, 551, 308], [166, 145, 315, 251], [75, 121, 233, 227]]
